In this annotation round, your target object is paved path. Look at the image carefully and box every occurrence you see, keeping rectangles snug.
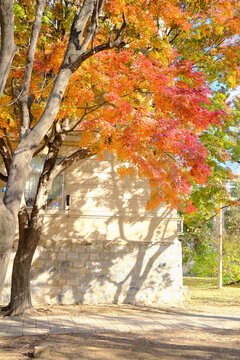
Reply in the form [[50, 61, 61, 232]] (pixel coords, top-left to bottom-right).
[[0, 310, 240, 337]]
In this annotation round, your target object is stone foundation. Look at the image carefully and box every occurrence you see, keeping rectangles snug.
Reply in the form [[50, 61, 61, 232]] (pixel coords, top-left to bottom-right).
[[2, 239, 183, 306]]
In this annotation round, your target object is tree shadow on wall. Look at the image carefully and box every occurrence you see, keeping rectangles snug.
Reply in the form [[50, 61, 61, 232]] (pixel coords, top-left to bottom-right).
[[30, 151, 180, 306]]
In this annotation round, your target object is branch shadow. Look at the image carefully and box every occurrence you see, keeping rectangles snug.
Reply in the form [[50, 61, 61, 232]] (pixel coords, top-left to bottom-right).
[[4, 151, 181, 306]]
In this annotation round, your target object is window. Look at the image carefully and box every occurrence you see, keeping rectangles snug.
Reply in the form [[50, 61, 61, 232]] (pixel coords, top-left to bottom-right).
[[24, 156, 64, 209], [177, 219, 183, 235]]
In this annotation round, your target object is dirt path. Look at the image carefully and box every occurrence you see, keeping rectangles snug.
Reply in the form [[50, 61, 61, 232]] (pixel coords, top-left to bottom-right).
[[1, 329, 240, 360], [0, 304, 240, 359]]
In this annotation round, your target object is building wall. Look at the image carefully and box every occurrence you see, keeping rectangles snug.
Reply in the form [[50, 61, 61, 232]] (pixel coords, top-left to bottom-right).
[[1, 146, 183, 306]]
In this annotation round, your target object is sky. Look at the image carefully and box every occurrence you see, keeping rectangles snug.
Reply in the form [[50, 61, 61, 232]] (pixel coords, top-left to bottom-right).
[[227, 86, 240, 104]]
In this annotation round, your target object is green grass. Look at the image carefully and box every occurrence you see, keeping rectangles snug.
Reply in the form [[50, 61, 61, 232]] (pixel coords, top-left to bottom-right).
[[183, 276, 240, 304]]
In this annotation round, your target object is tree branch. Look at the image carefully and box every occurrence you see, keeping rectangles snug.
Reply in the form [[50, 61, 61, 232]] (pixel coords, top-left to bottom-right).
[[0, 0, 17, 99], [191, 202, 240, 233], [3, 129, 13, 157], [80, 0, 103, 53], [67, 8, 127, 71], [0, 138, 12, 175], [30, 133, 63, 221], [33, 126, 55, 157], [29, 0, 126, 146], [19, 0, 46, 138], [51, 148, 94, 178], [61, 101, 107, 134]]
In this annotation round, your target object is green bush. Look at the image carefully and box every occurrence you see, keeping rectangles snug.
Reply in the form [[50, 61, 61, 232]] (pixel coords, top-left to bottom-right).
[[183, 213, 240, 284]]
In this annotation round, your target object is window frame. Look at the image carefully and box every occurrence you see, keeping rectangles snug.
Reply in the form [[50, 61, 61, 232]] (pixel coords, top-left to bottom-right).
[[24, 155, 66, 211]]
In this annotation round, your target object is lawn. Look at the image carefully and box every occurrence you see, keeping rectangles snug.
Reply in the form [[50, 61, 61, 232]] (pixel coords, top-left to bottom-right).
[[183, 276, 240, 313]]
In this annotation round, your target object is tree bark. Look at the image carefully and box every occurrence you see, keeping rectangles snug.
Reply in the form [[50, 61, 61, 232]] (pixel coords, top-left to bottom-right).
[[0, 251, 11, 296], [0, 0, 17, 98], [0, 201, 15, 295], [2, 135, 63, 315], [3, 210, 39, 316]]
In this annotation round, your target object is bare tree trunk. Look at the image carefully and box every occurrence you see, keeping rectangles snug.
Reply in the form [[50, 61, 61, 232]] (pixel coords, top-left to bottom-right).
[[0, 201, 15, 295], [2, 134, 63, 315], [0, 251, 11, 295], [2, 209, 41, 316]]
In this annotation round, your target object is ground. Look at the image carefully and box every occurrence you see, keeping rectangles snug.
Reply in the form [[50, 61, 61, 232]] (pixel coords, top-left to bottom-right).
[[1, 328, 240, 360], [0, 277, 240, 359]]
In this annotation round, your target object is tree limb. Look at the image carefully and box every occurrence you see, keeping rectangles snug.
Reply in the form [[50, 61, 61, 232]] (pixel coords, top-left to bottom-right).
[[61, 101, 107, 134], [3, 130, 13, 157], [0, 0, 17, 99], [51, 148, 94, 178], [30, 133, 63, 221], [0, 138, 12, 175], [19, 0, 46, 138], [191, 202, 240, 233], [33, 126, 55, 157], [29, 0, 126, 145]]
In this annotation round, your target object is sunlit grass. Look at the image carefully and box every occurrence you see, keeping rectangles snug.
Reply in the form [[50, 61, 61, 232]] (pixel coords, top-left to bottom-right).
[[183, 276, 240, 305]]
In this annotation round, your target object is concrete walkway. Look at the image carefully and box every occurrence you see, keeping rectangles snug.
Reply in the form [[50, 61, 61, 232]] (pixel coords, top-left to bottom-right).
[[0, 310, 240, 337]]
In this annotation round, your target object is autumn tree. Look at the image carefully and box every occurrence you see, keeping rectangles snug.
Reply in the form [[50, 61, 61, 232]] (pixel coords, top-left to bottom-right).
[[181, 92, 240, 243], [0, 0, 239, 315], [0, 0, 129, 300]]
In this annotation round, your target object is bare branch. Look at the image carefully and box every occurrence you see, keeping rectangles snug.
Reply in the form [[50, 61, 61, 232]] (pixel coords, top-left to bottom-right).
[[190, 202, 240, 233], [33, 127, 55, 157], [3, 129, 13, 157], [81, 0, 100, 52], [0, 0, 17, 99], [30, 133, 63, 221], [51, 148, 94, 178], [163, 151, 175, 162], [62, 0, 97, 66], [62, 101, 107, 134], [0, 138, 12, 175], [19, 0, 46, 138], [111, 12, 127, 46], [65, 4, 127, 71]]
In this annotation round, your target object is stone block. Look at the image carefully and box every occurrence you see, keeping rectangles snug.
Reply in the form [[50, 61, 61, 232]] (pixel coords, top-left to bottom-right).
[[54, 279, 67, 287], [73, 261, 85, 267], [90, 254, 100, 261], [55, 244, 71, 253], [71, 245, 82, 252], [44, 261, 53, 268], [57, 253, 66, 260], [39, 252, 49, 260], [31, 287, 41, 294], [69, 268, 82, 274], [85, 261, 100, 267], [33, 260, 45, 268], [79, 254, 89, 261], [67, 253, 79, 261]]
